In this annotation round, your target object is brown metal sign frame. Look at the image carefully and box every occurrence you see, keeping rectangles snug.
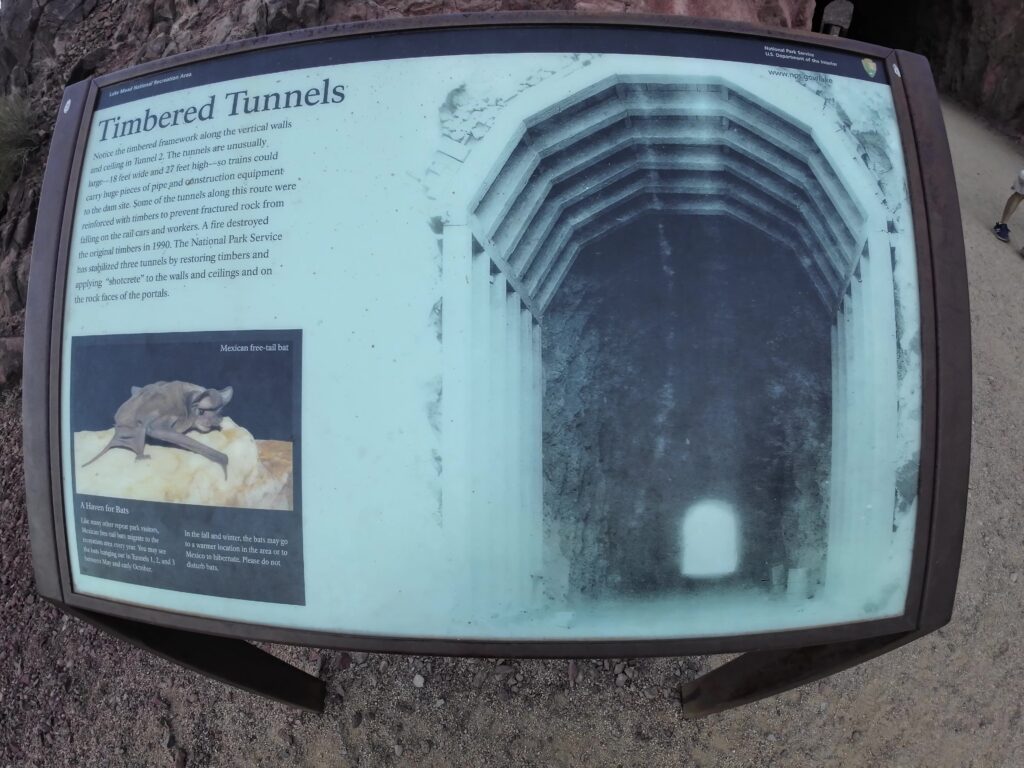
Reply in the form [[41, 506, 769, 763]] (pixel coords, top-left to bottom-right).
[[23, 12, 970, 715]]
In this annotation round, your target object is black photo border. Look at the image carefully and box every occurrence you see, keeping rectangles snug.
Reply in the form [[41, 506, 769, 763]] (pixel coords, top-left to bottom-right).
[[66, 329, 304, 604]]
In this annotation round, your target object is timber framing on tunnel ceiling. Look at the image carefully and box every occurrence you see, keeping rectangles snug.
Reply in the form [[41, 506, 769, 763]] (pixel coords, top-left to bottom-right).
[[467, 76, 869, 315]]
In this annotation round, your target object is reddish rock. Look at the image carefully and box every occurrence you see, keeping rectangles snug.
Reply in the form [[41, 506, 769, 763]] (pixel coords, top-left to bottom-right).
[[852, 0, 1024, 141], [620, 0, 813, 29]]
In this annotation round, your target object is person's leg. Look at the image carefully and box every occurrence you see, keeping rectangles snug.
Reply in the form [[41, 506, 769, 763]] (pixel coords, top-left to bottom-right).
[[994, 193, 1023, 241], [999, 192, 1023, 226]]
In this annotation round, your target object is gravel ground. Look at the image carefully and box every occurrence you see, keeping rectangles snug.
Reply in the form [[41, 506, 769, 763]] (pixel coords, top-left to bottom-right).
[[1, 100, 1022, 767]]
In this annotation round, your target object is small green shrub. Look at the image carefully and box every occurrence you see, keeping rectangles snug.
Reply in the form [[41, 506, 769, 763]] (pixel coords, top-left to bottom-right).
[[0, 94, 36, 194]]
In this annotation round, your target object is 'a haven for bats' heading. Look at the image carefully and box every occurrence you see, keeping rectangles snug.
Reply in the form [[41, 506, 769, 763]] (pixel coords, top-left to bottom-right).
[[96, 78, 346, 141]]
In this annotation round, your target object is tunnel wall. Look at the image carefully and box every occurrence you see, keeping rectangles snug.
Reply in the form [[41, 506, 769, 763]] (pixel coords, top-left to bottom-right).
[[540, 215, 832, 599]]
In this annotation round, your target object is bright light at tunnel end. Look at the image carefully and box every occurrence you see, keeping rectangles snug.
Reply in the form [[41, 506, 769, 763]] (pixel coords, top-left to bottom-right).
[[679, 499, 740, 578]]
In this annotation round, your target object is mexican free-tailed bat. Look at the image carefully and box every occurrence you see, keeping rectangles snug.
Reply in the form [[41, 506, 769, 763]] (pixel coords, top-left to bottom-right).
[[83, 381, 234, 476]]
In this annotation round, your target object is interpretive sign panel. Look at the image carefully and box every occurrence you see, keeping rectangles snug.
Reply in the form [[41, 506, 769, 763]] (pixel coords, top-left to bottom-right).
[[57, 26, 923, 640]]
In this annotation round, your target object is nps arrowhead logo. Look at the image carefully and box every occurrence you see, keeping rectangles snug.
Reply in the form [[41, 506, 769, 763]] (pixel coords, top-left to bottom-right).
[[862, 58, 878, 78]]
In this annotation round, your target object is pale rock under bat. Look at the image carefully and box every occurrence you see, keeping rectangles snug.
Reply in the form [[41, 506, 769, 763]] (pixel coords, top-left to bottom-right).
[[74, 417, 294, 510]]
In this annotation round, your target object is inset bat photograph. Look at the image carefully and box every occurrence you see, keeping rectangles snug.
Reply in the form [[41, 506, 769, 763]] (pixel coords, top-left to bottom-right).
[[70, 331, 301, 511]]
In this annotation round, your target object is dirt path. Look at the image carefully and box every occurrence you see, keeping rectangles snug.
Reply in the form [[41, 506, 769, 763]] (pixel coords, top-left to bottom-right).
[[1, 100, 1022, 768]]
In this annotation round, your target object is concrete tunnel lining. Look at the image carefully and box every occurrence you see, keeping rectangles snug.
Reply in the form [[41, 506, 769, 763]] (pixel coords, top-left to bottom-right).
[[487, 101, 864, 269], [467, 76, 871, 312], [503, 138, 858, 273], [523, 169, 845, 309]]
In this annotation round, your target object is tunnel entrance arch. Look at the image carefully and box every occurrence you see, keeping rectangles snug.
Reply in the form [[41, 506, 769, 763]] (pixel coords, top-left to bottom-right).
[[436, 64, 901, 613]]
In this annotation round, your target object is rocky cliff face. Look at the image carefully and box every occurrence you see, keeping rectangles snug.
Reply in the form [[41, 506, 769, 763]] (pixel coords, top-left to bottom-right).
[[850, 0, 1024, 142], [0, 0, 813, 370]]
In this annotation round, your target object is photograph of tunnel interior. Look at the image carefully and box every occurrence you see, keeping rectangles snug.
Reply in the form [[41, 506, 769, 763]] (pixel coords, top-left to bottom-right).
[[436, 59, 922, 639]]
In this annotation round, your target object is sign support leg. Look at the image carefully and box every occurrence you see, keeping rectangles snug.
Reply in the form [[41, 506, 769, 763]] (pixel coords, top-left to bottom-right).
[[59, 603, 326, 712], [678, 631, 921, 718]]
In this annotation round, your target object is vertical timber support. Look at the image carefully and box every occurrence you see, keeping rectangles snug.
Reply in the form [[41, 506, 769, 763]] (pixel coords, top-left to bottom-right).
[[830, 286, 858, 589], [826, 238, 900, 597], [441, 233, 545, 617], [489, 272, 509, 606], [850, 264, 873, 569], [441, 225, 474, 601], [826, 311, 847, 589], [520, 308, 540, 600], [864, 237, 900, 553], [530, 318, 544, 599], [506, 290, 525, 605], [469, 250, 492, 611]]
